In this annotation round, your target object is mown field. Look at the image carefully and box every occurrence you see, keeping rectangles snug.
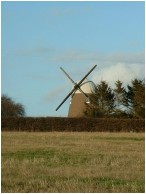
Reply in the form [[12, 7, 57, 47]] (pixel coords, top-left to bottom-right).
[[1, 132, 145, 193]]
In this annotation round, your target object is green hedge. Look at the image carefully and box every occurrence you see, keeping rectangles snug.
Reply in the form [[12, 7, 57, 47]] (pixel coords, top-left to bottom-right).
[[1, 117, 145, 132]]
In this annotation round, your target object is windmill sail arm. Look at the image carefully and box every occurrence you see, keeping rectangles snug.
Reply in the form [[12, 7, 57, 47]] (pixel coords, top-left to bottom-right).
[[60, 67, 90, 100], [60, 67, 76, 85], [78, 64, 97, 87], [56, 87, 77, 111]]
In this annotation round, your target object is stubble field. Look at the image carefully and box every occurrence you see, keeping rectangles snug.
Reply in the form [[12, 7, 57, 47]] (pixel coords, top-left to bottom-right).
[[1, 132, 145, 193]]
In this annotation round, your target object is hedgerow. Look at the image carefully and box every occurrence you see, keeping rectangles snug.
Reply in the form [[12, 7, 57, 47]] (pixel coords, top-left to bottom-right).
[[1, 117, 144, 132]]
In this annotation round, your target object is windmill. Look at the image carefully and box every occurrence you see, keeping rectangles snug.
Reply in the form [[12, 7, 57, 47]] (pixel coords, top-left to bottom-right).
[[56, 64, 97, 117]]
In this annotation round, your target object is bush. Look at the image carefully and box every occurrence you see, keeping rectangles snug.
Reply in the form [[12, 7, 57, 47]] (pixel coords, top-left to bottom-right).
[[1, 117, 145, 132]]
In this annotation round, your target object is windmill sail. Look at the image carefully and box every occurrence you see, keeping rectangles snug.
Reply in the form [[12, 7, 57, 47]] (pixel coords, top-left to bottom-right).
[[56, 64, 97, 111]]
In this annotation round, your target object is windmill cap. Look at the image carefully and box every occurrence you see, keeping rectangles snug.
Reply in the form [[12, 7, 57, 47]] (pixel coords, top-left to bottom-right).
[[75, 79, 96, 94]]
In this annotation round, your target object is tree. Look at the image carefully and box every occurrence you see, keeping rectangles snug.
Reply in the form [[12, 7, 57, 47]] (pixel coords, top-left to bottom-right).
[[84, 78, 145, 119], [113, 80, 127, 117], [84, 81, 115, 118], [1, 94, 25, 117], [125, 79, 145, 118]]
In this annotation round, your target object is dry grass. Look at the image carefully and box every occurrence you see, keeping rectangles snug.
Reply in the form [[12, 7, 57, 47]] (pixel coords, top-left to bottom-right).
[[1, 132, 145, 193]]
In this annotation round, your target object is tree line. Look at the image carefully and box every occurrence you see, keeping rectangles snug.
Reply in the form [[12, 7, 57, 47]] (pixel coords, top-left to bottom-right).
[[1, 78, 145, 119], [84, 78, 145, 119]]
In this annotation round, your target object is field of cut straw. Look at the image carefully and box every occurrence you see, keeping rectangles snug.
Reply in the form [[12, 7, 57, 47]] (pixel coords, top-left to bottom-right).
[[1, 132, 145, 192]]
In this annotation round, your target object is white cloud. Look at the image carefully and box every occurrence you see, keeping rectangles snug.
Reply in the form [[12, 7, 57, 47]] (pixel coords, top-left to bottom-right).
[[92, 62, 145, 87], [52, 49, 145, 88], [13, 45, 144, 88], [55, 49, 144, 84]]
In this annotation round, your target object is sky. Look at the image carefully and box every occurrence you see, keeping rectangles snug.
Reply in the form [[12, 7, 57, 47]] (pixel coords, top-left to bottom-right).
[[1, 1, 145, 117]]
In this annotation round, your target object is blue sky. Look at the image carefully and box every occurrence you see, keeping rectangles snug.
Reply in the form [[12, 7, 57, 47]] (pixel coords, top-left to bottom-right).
[[1, 1, 145, 117]]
